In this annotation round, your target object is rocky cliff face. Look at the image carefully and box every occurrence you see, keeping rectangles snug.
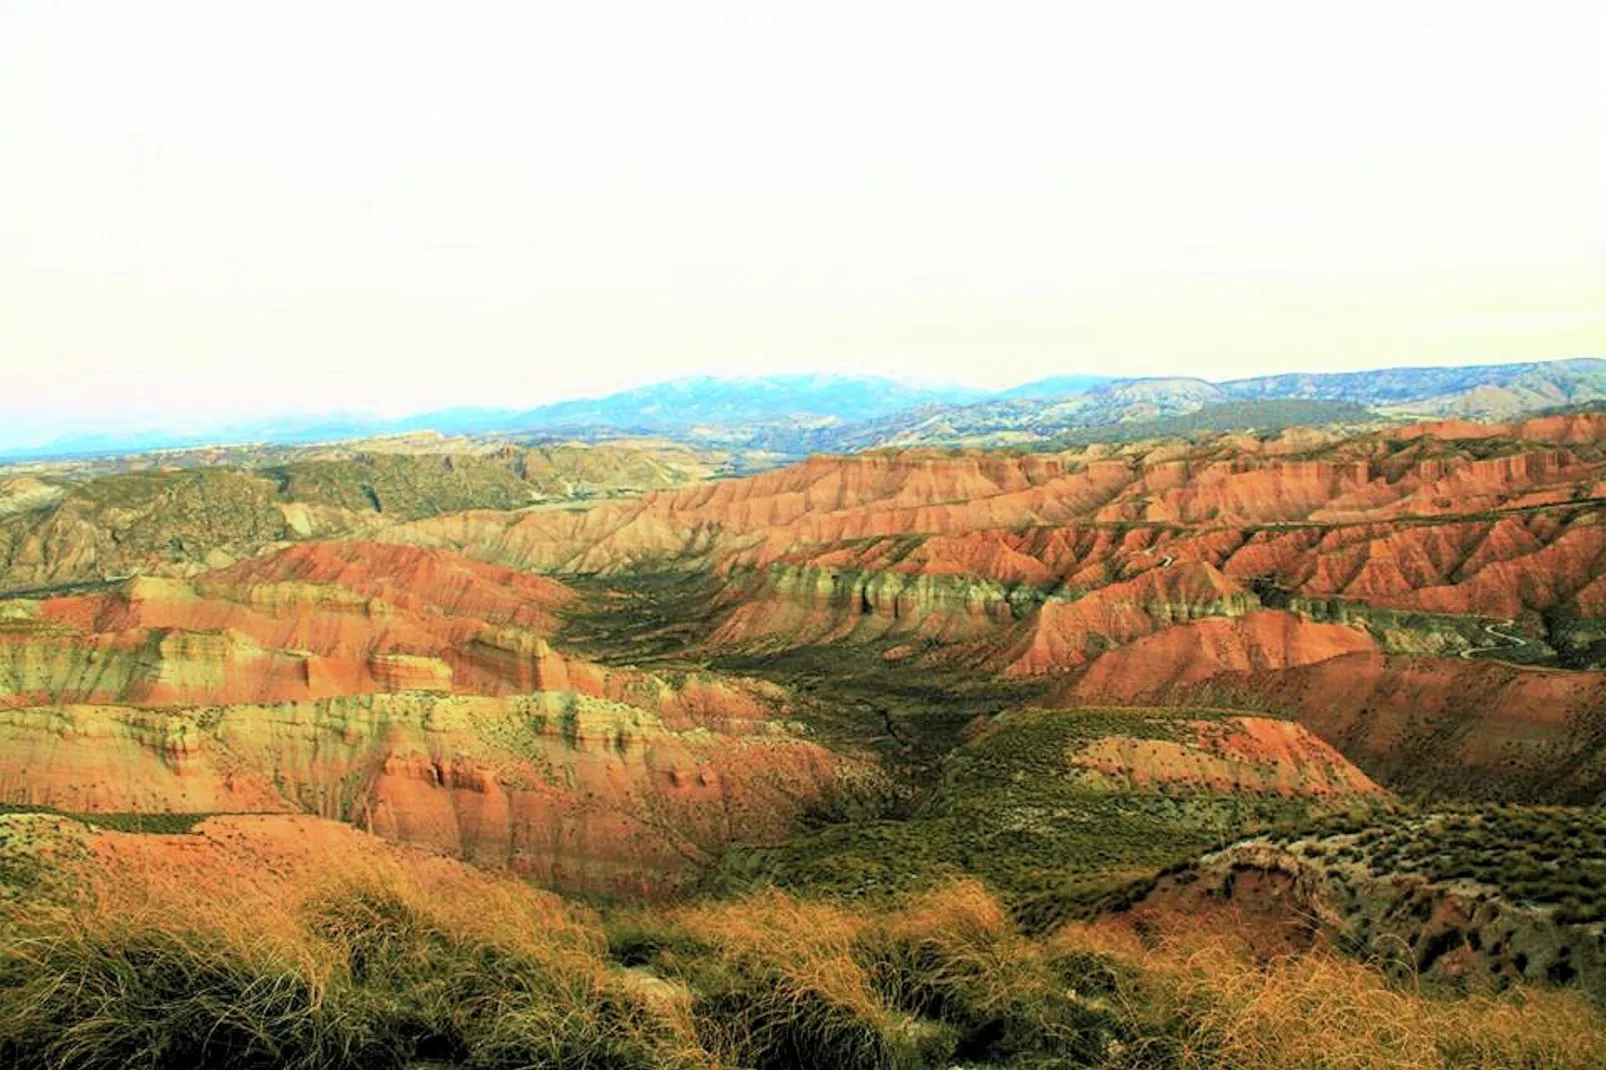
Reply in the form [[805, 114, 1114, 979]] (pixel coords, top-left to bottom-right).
[[1065, 640, 1606, 801], [1, 543, 577, 706], [382, 418, 1606, 573]]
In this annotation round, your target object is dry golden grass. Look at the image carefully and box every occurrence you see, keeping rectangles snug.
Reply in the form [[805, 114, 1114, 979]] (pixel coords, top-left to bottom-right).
[[5, 815, 1605, 1069], [1055, 914, 1606, 1070], [645, 889, 927, 1067], [0, 814, 714, 1070]]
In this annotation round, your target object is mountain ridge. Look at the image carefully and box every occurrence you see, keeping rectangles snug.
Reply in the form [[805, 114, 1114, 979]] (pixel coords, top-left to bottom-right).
[[8, 357, 1606, 463]]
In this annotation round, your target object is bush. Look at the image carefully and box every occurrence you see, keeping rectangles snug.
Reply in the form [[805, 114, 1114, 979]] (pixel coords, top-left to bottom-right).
[[1049, 917, 1606, 1070]]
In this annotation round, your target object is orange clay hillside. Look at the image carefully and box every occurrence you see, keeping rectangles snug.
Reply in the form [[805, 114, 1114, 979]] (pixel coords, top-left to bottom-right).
[[1062, 713, 1384, 798], [8, 414, 1606, 1067], [380, 413, 1606, 571], [369, 416, 1606, 801], [5, 415, 1606, 899], [0, 540, 789, 709], [0, 540, 874, 897]]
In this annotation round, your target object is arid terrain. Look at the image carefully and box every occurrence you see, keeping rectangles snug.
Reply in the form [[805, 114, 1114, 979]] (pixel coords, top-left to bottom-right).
[[8, 0, 1604, 1056], [6, 406, 1606, 1067]]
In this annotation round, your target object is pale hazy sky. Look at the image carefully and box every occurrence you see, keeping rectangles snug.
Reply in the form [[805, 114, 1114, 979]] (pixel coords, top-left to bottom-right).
[[2, 1, 1604, 445]]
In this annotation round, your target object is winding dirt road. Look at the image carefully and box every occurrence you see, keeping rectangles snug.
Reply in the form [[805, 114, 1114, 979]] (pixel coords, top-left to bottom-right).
[[1460, 619, 1530, 661]]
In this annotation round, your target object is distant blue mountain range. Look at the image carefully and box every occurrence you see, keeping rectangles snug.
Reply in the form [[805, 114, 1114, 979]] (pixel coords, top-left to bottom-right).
[[1, 374, 1004, 460], [445, 374, 994, 433], [6, 358, 1605, 462], [996, 375, 1113, 400]]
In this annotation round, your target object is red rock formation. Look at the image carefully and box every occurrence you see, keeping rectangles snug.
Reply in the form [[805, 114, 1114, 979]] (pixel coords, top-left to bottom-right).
[[1399, 412, 1606, 444], [1057, 623, 1606, 798], [1067, 716, 1385, 797], [1002, 563, 1257, 676], [0, 543, 788, 727], [0, 692, 868, 898], [1068, 611, 1378, 697], [201, 540, 576, 630], [383, 425, 1606, 579], [369, 425, 1606, 679], [11, 413, 1606, 847], [0, 538, 871, 892], [368, 423, 1606, 800]]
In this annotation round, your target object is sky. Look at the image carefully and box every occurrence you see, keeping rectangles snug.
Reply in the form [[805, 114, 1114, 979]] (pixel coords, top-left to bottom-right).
[[2, 1, 1604, 447]]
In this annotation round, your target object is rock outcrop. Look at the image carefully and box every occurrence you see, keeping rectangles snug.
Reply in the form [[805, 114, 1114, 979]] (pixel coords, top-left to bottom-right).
[[1135, 827, 1606, 998]]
